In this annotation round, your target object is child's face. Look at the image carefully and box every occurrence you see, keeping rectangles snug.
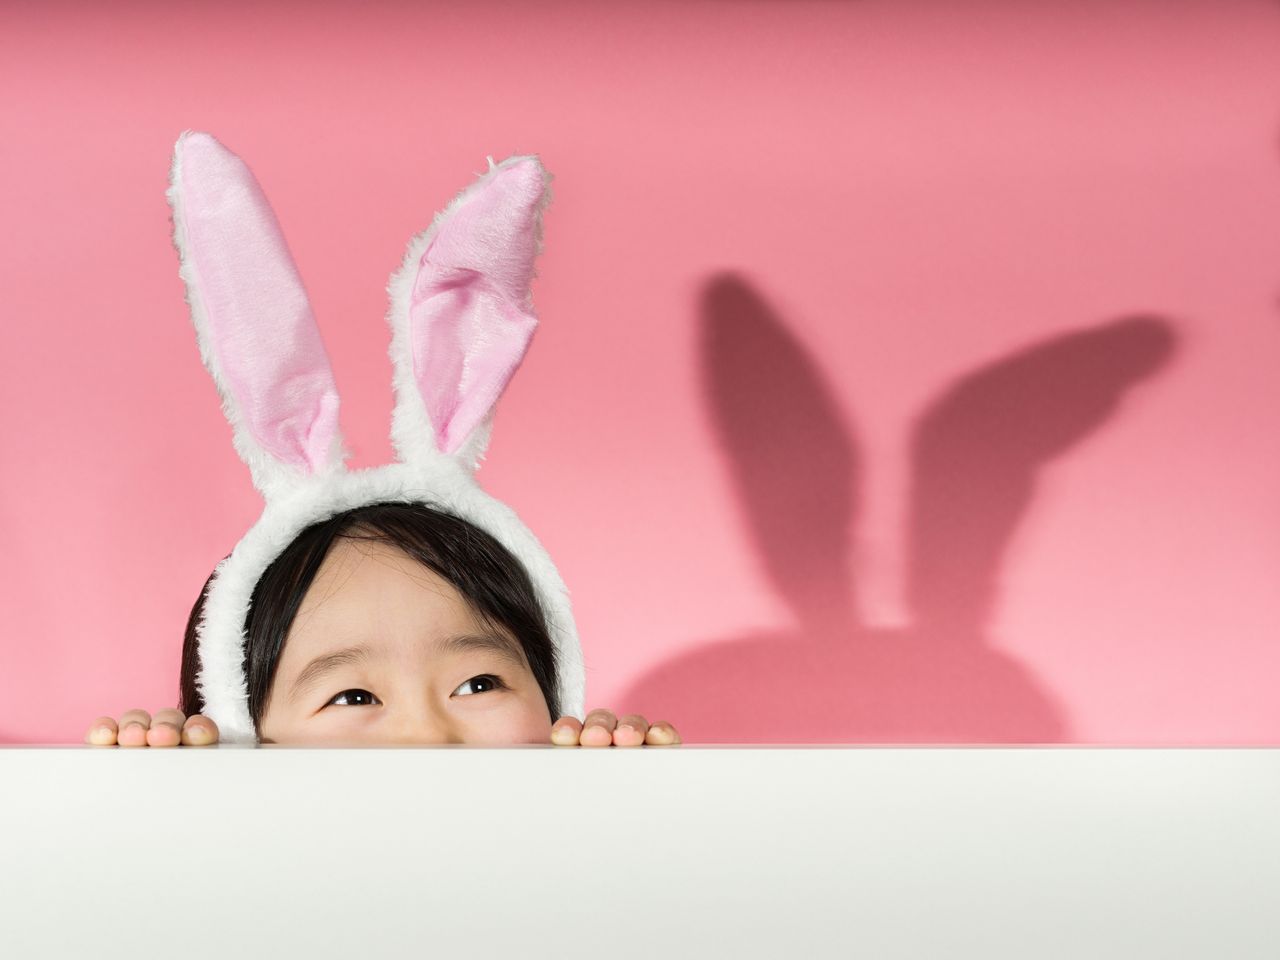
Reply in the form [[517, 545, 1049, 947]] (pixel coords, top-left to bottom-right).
[[258, 535, 554, 745]]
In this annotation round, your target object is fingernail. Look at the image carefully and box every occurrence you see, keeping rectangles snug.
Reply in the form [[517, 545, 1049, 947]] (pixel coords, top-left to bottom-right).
[[618, 724, 637, 735]]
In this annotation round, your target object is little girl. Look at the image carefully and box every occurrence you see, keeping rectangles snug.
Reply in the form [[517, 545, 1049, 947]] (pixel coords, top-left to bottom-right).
[[85, 501, 680, 748], [83, 131, 678, 749]]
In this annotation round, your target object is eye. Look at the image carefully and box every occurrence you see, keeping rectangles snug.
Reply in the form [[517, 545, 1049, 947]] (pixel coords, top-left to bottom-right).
[[453, 674, 508, 697], [326, 688, 381, 707]]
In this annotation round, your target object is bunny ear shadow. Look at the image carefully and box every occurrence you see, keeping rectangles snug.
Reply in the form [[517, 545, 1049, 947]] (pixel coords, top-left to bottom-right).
[[905, 314, 1179, 638], [699, 272, 860, 633]]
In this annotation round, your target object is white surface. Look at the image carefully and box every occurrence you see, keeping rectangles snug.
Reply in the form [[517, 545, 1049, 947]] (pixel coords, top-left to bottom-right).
[[1, 746, 1277, 959]]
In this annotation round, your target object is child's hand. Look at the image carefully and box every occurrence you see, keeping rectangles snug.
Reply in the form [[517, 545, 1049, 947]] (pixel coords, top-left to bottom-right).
[[551, 709, 681, 747], [84, 708, 220, 747]]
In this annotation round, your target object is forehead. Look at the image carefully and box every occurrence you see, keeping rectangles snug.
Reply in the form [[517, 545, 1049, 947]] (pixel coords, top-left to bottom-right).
[[286, 535, 486, 650]]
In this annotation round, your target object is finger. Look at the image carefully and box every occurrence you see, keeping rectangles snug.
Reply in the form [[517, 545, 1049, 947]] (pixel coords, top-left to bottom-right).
[[613, 714, 649, 747], [116, 708, 152, 748], [154, 708, 186, 726], [85, 716, 118, 746], [644, 721, 682, 746], [580, 708, 616, 747], [550, 716, 582, 746], [146, 708, 187, 747], [182, 715, 219, 746]]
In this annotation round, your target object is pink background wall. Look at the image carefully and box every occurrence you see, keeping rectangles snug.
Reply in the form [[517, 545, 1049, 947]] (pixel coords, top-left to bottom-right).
[[2, 0, 1278, 744]]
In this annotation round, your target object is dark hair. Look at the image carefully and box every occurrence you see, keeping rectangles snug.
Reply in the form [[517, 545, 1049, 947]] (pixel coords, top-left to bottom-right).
[[179, 501, 560, 734]]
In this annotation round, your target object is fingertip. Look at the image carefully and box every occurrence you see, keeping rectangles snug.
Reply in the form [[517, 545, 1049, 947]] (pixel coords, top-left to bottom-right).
[[182, 724, 215, 746], [147, 723, 182, 747], [646, 723, 681, 745], [85, 725, 116, 746], [117, 721, 148, 747], [579, 724, 614, 747], [613, 723, 646, 747]]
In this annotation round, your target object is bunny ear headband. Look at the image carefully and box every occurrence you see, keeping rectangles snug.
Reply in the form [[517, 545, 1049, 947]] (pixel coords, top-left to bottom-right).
[[165, 130, 585, 743]]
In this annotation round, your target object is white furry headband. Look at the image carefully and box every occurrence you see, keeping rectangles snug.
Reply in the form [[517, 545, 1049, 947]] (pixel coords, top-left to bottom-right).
[[165, 130, 585, 743]]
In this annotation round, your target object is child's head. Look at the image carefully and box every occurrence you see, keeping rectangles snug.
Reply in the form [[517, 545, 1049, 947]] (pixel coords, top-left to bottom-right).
[[179, 501, 560, 744]]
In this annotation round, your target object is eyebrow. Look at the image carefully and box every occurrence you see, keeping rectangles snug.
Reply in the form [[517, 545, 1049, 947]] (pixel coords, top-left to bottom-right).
[[287, 632, 527, 703]]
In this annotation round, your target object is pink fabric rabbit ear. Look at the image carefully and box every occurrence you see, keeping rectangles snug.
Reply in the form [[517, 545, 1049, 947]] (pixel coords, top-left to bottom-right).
[[166, 130, 345, 498], [386, 154, 553, 472]]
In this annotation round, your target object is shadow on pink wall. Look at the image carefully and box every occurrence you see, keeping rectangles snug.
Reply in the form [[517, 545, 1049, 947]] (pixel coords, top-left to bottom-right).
[[620, 274, 1179, 743]]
